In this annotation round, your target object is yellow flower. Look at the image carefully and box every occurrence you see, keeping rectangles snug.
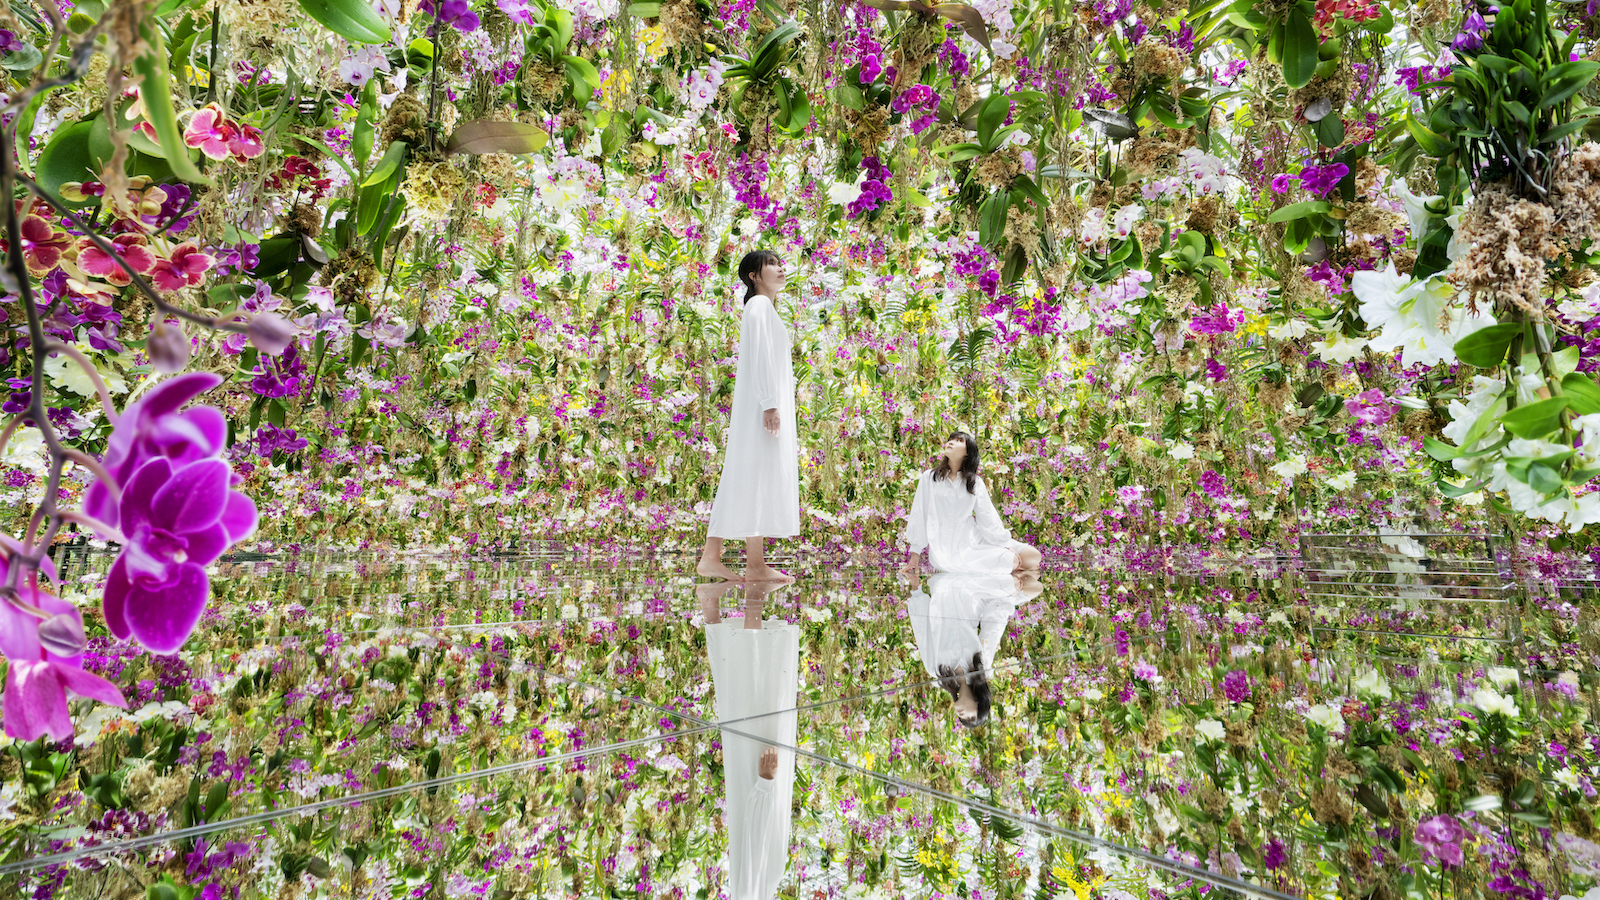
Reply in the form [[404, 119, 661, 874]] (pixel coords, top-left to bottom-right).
[[639, 24, 668, 61]]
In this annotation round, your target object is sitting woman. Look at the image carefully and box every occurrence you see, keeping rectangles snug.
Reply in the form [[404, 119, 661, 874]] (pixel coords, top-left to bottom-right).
[[900, 431, 1042, 576]]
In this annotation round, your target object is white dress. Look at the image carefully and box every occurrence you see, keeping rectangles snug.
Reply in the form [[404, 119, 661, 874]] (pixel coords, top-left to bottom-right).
[[908, 572, 1027, 680], [706, 618, 798, 900], [902, 471, 1027, 575], [707, 294, 801, 539]]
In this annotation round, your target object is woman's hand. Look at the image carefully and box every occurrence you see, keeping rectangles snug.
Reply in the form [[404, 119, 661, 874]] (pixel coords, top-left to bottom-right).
[[763, 408, 781, 434], [899, 558, 920, 576], [759, 746, 778, 780]]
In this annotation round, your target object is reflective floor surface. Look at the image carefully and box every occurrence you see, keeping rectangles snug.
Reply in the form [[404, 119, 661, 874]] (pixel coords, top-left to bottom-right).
[[2, 536, 1599, 900]]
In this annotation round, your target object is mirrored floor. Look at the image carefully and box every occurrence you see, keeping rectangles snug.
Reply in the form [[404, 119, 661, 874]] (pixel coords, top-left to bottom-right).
[[3, 547, 1597, 900]]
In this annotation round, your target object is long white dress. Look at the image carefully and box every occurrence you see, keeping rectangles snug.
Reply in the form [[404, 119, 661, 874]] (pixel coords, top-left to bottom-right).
[[908, 572, 1028, 681], [706, 617, 798, 900], [707, 294, 801, 539], [902, 471, 1027, 575]]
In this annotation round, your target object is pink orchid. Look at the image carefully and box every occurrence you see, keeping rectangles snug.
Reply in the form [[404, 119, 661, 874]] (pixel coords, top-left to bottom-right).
[[79, 234, 158, 287], [0, 555, 126, 741], [16, 214, 71, 275], [149, 242, 214, 292], [229, 124, 265, 161], [183, 104, 237, 161]]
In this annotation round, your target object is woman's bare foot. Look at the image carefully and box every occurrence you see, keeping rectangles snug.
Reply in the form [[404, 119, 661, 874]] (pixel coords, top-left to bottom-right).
[[745, 564, 794, 582], [697, 558, 744, 581]]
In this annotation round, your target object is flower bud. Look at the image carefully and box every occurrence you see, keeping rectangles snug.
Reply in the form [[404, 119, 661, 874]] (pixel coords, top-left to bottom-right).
[[247, 311, 297, 356], [147, 319, 191, 374], [38, 611, 87, 657]]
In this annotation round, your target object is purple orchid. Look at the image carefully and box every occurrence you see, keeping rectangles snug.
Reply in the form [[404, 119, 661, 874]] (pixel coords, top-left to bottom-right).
[[83, 372, 228, 531], [0, 554, 126, 740], [103, 456, 256, 654], [420, 0, 480, 33]]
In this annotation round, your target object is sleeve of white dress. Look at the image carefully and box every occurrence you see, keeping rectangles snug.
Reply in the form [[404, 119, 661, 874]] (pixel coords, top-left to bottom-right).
[[736, 777, 780, 900], [902, 474, 928, 554], [746, 296, 783, 412], [973, 477, 1014, 545]]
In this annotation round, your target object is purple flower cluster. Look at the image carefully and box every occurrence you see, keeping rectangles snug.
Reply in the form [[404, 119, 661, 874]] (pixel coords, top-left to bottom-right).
[[1345, 388, 1394, 426], [1200, 469, 1226, 499], [1298, 162, 1349, 198], [1204, 357, 1228, 381], [1222, 669, 1250, 702], [891, 84, 940, 135], [251, 342, 307, 399], [938, 38, 969, 77], [1189, 304, 1245, 335], [1262, 839, 1286, 870], [846, 156, 893, 219], [420, 0, 480, 33], [250, 424, 310, 459], [1414, 814, 1468, 867], [730, 152, 779, 228], [1395, 65, 1452, 95], [1451, 10, 1488, 52]]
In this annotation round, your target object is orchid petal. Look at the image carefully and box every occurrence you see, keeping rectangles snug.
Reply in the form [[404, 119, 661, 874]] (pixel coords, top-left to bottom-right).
[[103, 554, 133, 642], [3, 662, 72, 742], [57, 665, 128, 707], [151, 459, 229, 533], [120, 561, 209, 654], [218, 491, 258, 544], [119, 457, 174, 530]]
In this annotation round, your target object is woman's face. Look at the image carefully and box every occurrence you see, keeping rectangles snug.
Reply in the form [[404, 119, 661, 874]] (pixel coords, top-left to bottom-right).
[[758, 259, 786, 294], [953, 681, 978, 725], [941, 436, 967, 468]]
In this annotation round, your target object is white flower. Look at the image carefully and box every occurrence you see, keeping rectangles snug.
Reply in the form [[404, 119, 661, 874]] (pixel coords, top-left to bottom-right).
[[1305, 703, 1346, 733], [1458, 490, 1485, 505], [1487, 666, 1520, 689], [1557, 280, 1600, 323], [1112, 205, 1144, 238], [1352, 669, 1392, 699], [1269, 319, 1314, 339], [1326, 471, 1357, 491], [1391, 177, 1439, 243], [1311, 331, 1366, 363], [2, 426, 46, 476], [1470, 685, 1519, 717], [1267, 611, 1290, 626], [1270, 454, 1309, 479], [1555, 768, 1582, 791], [1083, 687, 1104, 701], [1195, 718, 1226, 742], [44, 343, 127, 397], [1354, 264, 1494, 367], [827, 178, 864, 206], [1168, 441, 1195, 461]]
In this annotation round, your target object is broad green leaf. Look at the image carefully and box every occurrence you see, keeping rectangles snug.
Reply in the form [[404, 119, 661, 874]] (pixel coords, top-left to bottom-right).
[[1528, 461, 1564, 494], [975, 93, 1010, 151], [1562, 371, 1600, 415], [1405, 110, 1453, 156], [979, 189, 1009, 246], [1500, 396, 1569, 439], [354, 80, 378, 170], [362, 140, 408, 186], [35, 119, 101, 205], [1453, 322, 1519, 368], [297, 0, 391, 43], [1282, 9, 1318, 88], [446, 121, 549, 155], [1266, 200, 1329, 224], [1423, 436, 1460, 461]]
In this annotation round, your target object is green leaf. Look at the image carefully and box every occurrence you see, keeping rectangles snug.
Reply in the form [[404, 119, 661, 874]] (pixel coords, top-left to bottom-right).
[[1500, 396, 1569, 439], [1282, 9, 1318, 88], [35, 119, 102, 206], [1423, 436, 1461, 461], [130, 21, 207, 184], [1563, 372, 1600, 415], [979, 189, 1009, 246], [564, 54, 600, 104], [629, 1, 661, 15], [1405, 110, 1454, 156], [362, 140, 408, 186], [1538, 60, 1600, 110], [1453, 322, 1519, 368], [297, 0, 392, 43], [1313, 113, 1344, 148], [353, 80, 377, 170], [1528, 461, 1564, 494], [1266, 200, 1330, 224], [975, 93, 1010, 151], [446, 120, 550, 155]]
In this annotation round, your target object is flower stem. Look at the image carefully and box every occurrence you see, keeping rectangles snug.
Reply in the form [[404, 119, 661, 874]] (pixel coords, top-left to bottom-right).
[[44, 340, 118, 421]]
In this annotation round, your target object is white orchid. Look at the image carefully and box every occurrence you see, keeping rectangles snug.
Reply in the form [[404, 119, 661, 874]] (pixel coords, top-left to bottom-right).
[[1353, 264, 1494, 368]]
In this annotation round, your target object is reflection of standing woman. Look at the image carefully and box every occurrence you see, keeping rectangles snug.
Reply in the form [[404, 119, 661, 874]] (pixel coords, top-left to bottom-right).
[[699, 251, 800, 582]]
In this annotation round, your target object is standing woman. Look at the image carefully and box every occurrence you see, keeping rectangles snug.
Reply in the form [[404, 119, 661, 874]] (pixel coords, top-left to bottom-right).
[[698, 251, 800, 582]]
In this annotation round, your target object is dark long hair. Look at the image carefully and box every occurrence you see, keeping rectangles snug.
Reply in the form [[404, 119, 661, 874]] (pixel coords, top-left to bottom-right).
[[738, 250, 782, 304], [932, 431, 980, 494], [936, 652, 991, 727]]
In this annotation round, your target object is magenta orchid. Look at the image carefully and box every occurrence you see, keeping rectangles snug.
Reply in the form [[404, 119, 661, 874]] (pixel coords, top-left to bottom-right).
[[149, 242, 215, 293], [83, 372, 229, 530], [0, 554, 125, 742], [103, 455, 256, 654]]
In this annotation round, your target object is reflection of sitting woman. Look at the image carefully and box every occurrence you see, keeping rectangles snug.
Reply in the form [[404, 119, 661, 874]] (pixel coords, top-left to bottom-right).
[[907, 572, 1041, 727], [700, 582, 798, 900]]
